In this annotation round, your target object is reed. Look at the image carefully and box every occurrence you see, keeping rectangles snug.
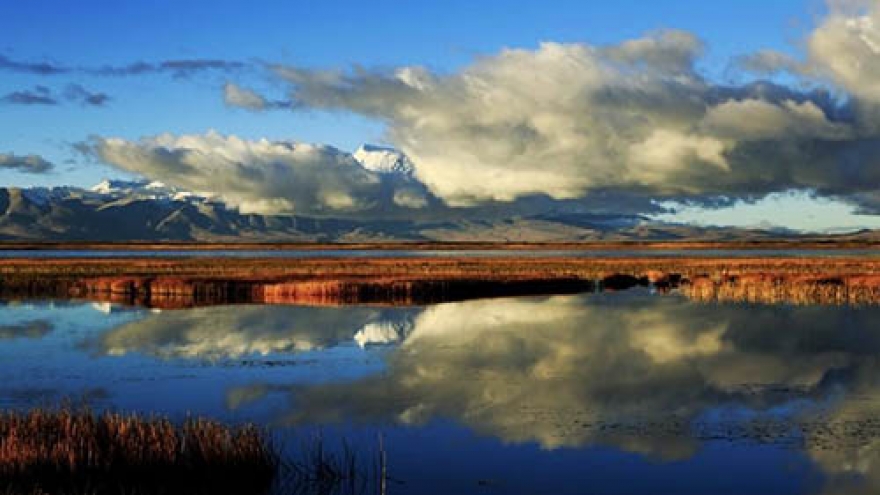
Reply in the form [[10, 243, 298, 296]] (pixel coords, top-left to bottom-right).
[[0, 408, 278, 495], [5, 255, 880, 306], [279, 433, 389, 495]]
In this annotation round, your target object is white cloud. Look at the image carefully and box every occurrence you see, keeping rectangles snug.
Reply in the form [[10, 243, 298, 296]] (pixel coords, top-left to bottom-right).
[[86, 5, 880, 220], [809, 0, 880, 102], [90, 131, 432, 216], [223, 82, 268, 110], [275, 29, 880, 208]]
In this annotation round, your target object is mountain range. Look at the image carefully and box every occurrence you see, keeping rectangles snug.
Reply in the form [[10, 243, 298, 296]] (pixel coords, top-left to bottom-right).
[[0, 181, 821, 242], [0, 146, 872, 243]]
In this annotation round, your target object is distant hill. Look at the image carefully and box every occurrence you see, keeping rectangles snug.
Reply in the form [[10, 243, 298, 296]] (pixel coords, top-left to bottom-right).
[[0, 182, 856, 243]]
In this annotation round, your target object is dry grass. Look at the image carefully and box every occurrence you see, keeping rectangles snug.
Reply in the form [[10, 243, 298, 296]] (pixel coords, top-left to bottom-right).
[[2, 256, 880, 306], [0, 408, 278, 495]]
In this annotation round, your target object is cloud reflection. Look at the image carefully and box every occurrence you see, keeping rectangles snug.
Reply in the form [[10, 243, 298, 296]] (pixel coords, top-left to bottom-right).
[[95, 305, 416, 360], [0, 320, 53, 340], [221, 293, 880, 470]]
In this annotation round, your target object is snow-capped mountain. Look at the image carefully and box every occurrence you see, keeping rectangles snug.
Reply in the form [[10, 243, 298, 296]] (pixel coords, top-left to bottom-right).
[[20, 186, 85, 206], [353, 145, 415, 176], [90, 179, 212, 203], [0, 177, 800, 242]]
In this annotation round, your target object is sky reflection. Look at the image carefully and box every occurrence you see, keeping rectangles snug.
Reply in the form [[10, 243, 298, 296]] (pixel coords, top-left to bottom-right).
[[1, 293, 879, 493]]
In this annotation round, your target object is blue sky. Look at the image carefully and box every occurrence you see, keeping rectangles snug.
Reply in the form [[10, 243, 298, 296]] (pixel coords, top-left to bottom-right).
[[1, 0, 816, 183], [6, 0, 880, 231]]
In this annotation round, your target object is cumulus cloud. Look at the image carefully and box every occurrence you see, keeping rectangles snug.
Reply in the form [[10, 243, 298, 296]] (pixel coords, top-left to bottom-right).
[[32, 1, 880, 219], [266, 27, 880, 209], [809, 0, 880, 102], [0, 153, 55, 174], [86, 131, 435, 215]]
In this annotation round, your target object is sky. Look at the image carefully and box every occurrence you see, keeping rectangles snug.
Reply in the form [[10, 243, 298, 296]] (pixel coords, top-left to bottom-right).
[[4, 0, 880, 231]]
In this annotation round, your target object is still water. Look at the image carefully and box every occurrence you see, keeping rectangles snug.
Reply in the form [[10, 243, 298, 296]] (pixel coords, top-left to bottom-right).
[[2, 291, 879, 494]]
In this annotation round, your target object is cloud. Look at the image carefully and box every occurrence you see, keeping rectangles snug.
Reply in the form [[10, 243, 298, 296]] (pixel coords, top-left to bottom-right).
[[0, 153, 55, 174], [93, 59, 247, 78], [733, 49, 810, 76], [808, 0, 880, 102], [0, 53, 246, 79], [223, 82, 291, 111], [64, 84, 110, 106], [223, 82, 267, 110], [1, 84, 110, 107], [0, 54, 68, 75], [1, 86, 57, 105], [13, 1, 880, 221], [86, 131, 435, 216], [267, 28, 880, 209]]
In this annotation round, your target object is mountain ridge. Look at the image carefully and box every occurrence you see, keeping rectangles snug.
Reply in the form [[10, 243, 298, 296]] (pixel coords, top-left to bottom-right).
[[0, 182, 856, 243]]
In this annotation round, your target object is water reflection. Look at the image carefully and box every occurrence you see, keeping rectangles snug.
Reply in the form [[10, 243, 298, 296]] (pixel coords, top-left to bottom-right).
[[3, 293, 880, 493], [226, 293, 880, 493], [94, 305, 416, 359], [0, 320, 52, 339]]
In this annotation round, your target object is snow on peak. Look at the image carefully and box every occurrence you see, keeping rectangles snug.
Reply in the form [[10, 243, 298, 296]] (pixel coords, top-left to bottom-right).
[[90, 179, 151, 194], [90, 179, 212, 203], [353, 145, 415, 176]]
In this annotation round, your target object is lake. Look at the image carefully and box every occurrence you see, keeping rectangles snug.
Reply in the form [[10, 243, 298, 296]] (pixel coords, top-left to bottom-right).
[[2, 289, 879, 494]]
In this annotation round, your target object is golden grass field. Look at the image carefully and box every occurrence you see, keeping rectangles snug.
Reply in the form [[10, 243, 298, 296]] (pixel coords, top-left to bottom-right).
[[1, 254, 879, 305]]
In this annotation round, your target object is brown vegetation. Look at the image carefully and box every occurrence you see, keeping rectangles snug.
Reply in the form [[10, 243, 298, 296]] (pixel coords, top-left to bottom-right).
[[1, 256, 880, 306], [0, 409, 277, 495], [680, 273, 880, 305]]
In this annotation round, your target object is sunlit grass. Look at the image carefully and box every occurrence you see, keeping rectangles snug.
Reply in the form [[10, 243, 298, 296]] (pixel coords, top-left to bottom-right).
[[0, 408, 278, 495], [0, 408, 392, 495]]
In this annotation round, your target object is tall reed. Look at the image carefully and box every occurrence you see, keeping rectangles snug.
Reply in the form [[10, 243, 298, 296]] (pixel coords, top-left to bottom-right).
[[0, 408, 278, 495]]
